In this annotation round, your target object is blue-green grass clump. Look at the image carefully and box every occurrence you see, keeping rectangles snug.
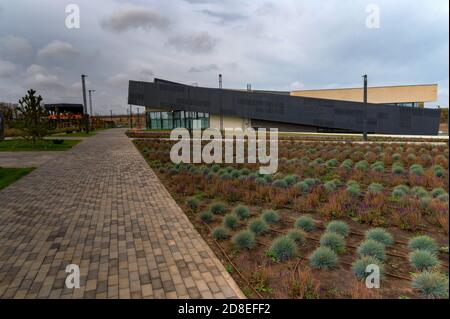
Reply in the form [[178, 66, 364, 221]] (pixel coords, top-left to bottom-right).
[[352, 256, 385, 281], [365, 228, 394, 246], [223, 214, 238, 229], [210, 202, 226, 215], [326, 221, 350, 237], [272, 179, 288, 188], [295, 216, 315, 232], [232, 230, 255, 250], [199, 211, 213, 222], [357, 239, 386, 261], [249, 218, 268, 235], [309, 247, 338, 270], [411, 271, 449, 299], [212, 227, 228, 240], [409, 250, 440, 271], [233, 205, 250, 220], [186, 197, 199, 211], [320, 232, 346, 254], [286, 229, 306, 244], [269, 236, 297, 261], [262, 210, 280, 224], [368, 183, 383, 194], [408, 235, 438, 254]]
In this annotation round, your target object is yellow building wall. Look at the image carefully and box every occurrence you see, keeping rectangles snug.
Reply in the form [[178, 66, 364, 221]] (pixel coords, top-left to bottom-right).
[[290, 84, 437, 105]]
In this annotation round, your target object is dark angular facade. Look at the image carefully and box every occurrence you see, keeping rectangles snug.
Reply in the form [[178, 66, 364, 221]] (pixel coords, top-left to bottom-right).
[[128, 79, 441, 135]]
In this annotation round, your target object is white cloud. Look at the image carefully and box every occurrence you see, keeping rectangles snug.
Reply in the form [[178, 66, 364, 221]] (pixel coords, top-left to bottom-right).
[[0, 59, 17, 77], [24, 64, 63, 91], [37, 40, 79, 60]]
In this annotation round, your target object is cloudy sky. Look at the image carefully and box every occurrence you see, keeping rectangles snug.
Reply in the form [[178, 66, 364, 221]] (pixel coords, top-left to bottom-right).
[[0, 0, 448, 114]]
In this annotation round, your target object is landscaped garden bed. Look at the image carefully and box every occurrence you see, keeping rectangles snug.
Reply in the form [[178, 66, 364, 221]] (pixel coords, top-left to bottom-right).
[[133, 137, 449, 299]]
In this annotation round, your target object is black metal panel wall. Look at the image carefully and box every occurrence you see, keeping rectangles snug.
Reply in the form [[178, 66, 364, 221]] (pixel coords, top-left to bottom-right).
[[128, 79, 441, 135]]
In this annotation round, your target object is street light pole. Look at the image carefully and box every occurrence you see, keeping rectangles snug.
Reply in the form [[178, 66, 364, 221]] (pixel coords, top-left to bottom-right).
[[362, 74, 368, 141], [88, 89, 95, 129], [81, 74, 89, 133], [129, 104, 133, 128], [219, 74, 223, 132]]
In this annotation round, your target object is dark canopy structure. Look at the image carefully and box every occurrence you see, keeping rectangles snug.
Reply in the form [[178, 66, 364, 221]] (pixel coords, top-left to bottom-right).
[[128, 78, 441, 135], [45, 103, 84, 114]]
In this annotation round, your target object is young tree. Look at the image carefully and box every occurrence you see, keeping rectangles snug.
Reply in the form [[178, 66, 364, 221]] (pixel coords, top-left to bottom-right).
[[15, 89, 49, 143]]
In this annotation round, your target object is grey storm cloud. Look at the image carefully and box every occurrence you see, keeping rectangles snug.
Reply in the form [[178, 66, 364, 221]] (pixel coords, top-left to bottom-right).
[[0, 35, 33, 64], [188, 63, 219, 73], [101, 4, 170, 32], [0, 59, 16, 78], [167, 32, 219, 54]]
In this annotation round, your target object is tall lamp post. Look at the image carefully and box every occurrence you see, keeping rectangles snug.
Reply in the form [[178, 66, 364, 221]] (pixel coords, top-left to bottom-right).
[[219, 74, 223, 132], [88, 89, 95, 129], [362, 74, 368, 141], [81, 74, 89, 133]]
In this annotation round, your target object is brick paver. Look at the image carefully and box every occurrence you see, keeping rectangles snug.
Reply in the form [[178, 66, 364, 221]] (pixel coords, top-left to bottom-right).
[[0, 129, 244, 299]]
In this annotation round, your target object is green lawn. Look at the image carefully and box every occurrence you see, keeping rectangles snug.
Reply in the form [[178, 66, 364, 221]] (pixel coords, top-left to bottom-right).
[[0, 167, 35, 190], [0, 139, 81, 151]]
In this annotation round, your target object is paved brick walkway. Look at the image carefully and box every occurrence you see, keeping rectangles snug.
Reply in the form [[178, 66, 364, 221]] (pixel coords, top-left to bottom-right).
[[0, 129, 244, 299]]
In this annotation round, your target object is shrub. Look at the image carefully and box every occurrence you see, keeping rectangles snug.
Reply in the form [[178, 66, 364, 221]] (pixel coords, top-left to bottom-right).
[[232, 230, 255, 250], [355, 160, 369, 171], [365, 228, 394, 246], [431, 188, 447, 198], [249, 218, 268, 235], [295, 216, 315, 232], [296, 181, 310, 193], [324, 180, 337, 192], [211, 164, 220, 172], [341, 159, 353, 169], [326, 159, 338, 168], [392, 153, 401, 161], [411, 271, 449, 299], [269, 236, 297, 261], [210, 202, 226, 215], [220, 173, 232, 180], [368, 183, 383, 194], [392, 185, 409, 199], [223, 214, 238, 229], [212, 227, 228, 240], [411, 186, 429, 198], [408, 235, 438, 254], [199, 211, 213, 222], [409, 164, 424, 176], [371, 162, 385, 173], [186, 197, 199, 211], [233, 205, 250, 220], [437, 194, 449, 203], [420, 196, 432, 209], [262, 210, 280, 224], [346, 184, 361, 197], [272, 179, 288, 188], [240, 168, 250, 176], [256, 177, 267, 185], [283, 174, 298, 186], [326, 221, 350, 237], [357, 240, 386, 261], [286, 229, 306, 244], [392, 163, 405, 174], [352, 256, 385, 281], [433, 165, 445, 178], [320, 232, 346, 253], [409, 250, 440, 271], [304, 178, 320, 187], [309, 247, 338, 270]]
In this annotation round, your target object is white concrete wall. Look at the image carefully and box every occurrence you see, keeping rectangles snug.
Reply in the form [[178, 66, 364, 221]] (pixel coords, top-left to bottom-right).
[[209, 115, 251, 130]]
